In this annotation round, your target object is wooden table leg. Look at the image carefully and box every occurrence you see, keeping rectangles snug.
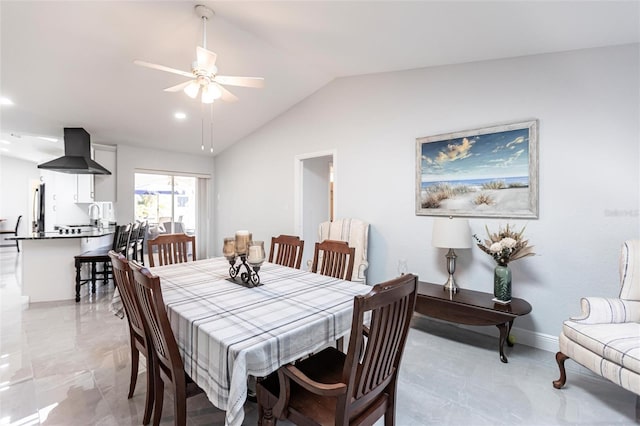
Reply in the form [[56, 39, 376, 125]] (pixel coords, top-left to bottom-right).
[[496, 323, 508, 363]]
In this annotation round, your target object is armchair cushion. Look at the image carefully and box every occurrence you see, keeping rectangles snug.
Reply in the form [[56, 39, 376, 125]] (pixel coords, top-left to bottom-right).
[[562, 321, 640, 374], [559, 331, 640, 395]]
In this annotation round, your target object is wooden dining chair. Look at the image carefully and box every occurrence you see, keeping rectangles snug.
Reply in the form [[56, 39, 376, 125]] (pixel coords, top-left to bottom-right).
[[129, 260, 204, 426], [134, 221, 148, 264], [310, 239, 356, 281], [74, 223, 131, 302], [126, 221, 140, 260], [147, 233, 196, 267], [268, 235, 304, 269], [108, 251, 154, 425], [0, 215, 21, 251], [256, 273, 418, 426]]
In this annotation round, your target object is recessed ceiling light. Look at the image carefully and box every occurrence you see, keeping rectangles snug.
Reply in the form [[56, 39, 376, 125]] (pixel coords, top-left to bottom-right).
[[0, 148, 9, 152], [0, 140, 10, 145], [174, 112, 187, 120], [37, 136, 58, 143], [0, 97, 13, 106]]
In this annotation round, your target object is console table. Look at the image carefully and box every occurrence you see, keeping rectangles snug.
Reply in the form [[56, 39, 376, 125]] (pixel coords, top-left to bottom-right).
[[415, 281, 532, 363]]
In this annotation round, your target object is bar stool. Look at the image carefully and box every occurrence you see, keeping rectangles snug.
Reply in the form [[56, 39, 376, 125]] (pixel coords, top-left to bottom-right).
[[74, 223, 131, 302]]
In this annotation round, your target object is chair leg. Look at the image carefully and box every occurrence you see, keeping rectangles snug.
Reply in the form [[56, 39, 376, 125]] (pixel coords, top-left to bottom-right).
[[153, 376, 164, 426], [75, 259, 82, 302], [142, 353, 155, 425], [128, 342, 139, 398], [553, 351, 570, 389], [91, 261, 97, 294], [173, 381, 187, 426]]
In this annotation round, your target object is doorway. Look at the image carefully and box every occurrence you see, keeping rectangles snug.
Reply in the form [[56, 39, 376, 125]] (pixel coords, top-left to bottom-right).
[[295, 151, 335, 268]]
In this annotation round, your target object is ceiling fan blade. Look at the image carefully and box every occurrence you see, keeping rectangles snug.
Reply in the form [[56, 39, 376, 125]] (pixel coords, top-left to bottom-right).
[[216, 83, 238, 103], [163, 80, 195, 92], [134, 60, 194, 79], [214, 75, 265, 88], [196, 47, 218, 73]]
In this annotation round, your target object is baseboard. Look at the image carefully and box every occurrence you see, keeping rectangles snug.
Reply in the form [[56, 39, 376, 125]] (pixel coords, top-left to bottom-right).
[[457, 323, 559, 353], [417, 316, 559, 353]]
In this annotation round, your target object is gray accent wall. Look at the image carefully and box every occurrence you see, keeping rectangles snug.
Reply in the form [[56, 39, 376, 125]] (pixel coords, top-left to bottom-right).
[[213, 44, 640, 345]]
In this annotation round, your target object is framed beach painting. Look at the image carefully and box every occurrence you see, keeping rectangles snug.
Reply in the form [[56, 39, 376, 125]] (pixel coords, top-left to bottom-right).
[[416, 120, 538, 218]]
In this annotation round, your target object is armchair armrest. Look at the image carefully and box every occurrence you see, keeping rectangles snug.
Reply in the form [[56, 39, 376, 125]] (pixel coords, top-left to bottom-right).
[[273, 363, 347, 418], [571, 297, 640, 324], [357, 260, 369, 280], [279, 364, 347, 396]]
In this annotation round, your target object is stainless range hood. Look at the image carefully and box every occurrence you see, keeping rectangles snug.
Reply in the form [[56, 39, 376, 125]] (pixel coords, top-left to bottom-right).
[[37, 128, 111, 175]]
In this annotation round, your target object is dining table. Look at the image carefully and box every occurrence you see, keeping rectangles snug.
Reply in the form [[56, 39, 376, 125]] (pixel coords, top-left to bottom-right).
[[147, 257, 372, 426]]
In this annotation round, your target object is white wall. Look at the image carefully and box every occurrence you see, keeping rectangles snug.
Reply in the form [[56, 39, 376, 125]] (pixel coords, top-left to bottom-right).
[[0, 156, 38, 235], [214, 44, 640, 342], [301, 155, 332, 267], [115, 144, 216, 257]]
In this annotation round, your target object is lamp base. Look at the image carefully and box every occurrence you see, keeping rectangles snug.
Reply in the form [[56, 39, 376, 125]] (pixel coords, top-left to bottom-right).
[[443, 248, 459, 294], [442, 274, 459, 294]]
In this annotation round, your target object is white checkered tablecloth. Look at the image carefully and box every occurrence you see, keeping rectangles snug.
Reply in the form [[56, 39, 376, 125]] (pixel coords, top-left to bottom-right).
[[149, 257, 372, 426]]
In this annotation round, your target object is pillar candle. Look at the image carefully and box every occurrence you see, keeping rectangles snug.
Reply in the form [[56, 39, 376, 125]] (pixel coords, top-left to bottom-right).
[[223, 237, 236, 259], [247, 245, 262, 264], [247, 240, 265, 266], [235, 230, 251, 255]]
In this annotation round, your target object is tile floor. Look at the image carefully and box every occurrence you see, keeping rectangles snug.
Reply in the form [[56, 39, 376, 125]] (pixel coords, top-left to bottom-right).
[[0, 247, 637, 425]]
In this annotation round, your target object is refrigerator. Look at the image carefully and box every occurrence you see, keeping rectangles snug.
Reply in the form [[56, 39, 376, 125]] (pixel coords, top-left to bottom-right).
[[32, 183, 45, 233]]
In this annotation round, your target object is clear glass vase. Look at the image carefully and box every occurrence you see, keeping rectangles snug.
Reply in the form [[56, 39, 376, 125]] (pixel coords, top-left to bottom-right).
[[494, 264, 512, 303]]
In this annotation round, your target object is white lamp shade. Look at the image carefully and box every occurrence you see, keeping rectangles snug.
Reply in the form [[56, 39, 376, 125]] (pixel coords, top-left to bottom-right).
[[431, 217, 472, 249], [183, 81, 200, 99]]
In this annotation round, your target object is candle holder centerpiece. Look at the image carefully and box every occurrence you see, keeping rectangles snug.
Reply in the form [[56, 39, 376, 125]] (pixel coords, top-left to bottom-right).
[[223, 231, 265, 287]]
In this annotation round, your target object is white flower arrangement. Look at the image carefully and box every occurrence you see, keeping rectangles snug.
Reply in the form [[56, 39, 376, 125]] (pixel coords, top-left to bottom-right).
[[474, 224, 535, 266]]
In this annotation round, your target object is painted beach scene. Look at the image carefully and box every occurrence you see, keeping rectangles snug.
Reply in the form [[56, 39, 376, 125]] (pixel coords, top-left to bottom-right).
[[418, 126, 534, 217]]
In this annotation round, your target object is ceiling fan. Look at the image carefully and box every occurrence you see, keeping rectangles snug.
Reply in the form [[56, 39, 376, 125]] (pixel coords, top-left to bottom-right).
[[134, 4, 264, 104]]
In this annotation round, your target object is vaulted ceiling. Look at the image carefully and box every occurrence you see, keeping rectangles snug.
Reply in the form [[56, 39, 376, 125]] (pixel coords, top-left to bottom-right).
[[1, 1, 638, 162]]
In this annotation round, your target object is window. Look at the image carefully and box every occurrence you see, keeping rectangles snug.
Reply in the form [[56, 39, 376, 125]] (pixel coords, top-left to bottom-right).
[[134, 173, 197, 236]]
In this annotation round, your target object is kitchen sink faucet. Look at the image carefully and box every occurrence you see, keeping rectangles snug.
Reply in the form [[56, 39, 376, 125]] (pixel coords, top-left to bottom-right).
[[88, 203, 101, 227]]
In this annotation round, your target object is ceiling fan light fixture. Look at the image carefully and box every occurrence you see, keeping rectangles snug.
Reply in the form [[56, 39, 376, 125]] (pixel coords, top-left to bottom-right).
[[201, 86, 216, 104], [208, 84, 223, 100], [134, 4, 263, 105], [184, 81, 200, 99]]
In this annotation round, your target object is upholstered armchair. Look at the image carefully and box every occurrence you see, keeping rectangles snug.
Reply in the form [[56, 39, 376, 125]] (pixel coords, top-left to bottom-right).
[[314, 218, 369, 284], [553, 239, 640, 416]]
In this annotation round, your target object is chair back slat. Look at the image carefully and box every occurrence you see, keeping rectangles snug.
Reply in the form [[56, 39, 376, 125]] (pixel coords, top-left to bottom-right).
[[147, 233, 196, 267], [108, 251, 146, 343], [311, 240, 355, 281], [344, 274, 418, 409], [269, 235, 304, 269]]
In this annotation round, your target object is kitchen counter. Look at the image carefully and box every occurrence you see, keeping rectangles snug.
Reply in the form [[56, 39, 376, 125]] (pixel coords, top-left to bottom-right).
[[10, 228, 115, 240], [11, 228, 116, 303]]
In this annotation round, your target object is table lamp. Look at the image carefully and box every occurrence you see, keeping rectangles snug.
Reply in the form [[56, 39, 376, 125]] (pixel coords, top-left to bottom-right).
[[431, 217, 471, 293]]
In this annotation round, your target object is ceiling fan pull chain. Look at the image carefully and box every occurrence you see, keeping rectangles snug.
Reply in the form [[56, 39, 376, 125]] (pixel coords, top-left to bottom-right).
[[210, 103, 214, 154], [201, 101, 205, 151]]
